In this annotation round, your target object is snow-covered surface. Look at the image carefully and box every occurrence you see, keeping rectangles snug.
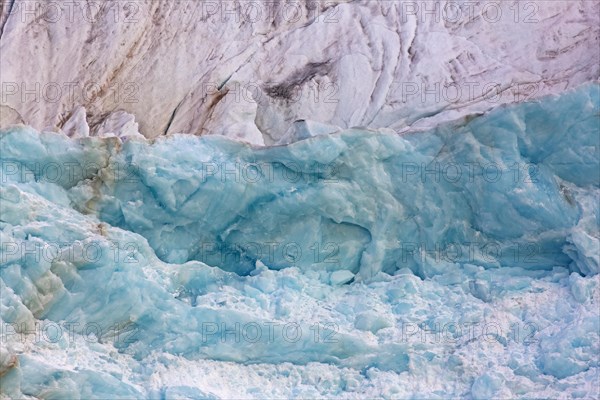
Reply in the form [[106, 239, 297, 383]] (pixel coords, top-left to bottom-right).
[[0, 85, 598, 399], [1, 0, 599, 144]]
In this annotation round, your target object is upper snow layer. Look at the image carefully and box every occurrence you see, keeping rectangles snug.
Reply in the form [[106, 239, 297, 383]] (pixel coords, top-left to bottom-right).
[[1, 0, 599, 144]]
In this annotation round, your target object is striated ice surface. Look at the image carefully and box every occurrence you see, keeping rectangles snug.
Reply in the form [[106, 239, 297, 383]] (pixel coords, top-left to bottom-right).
[[1, 1, 599, 144], [0, 84, 599, 398]]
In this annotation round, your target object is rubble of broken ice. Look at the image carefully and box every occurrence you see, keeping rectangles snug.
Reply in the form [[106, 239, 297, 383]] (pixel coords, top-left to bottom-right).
[[0, 84, 599, 399]]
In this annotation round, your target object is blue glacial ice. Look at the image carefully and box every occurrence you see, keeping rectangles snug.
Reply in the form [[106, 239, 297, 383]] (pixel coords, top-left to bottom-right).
[[0, 84, 599, 398]]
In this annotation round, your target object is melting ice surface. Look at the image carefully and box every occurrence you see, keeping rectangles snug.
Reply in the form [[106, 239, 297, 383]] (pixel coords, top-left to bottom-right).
[[0, 85, 599, 399]]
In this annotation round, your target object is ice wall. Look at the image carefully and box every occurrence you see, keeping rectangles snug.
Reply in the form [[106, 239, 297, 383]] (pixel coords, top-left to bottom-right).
[[63, 83, 600, 278], [0, 84, 598, 399]]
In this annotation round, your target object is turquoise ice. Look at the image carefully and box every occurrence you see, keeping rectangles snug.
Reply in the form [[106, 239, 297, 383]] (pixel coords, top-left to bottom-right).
[[0, 84, 598, 398]]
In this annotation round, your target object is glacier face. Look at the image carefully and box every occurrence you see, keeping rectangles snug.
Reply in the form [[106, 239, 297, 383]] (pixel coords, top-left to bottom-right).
[[0, 84, 598, 398], [8, 83, 599, 278]]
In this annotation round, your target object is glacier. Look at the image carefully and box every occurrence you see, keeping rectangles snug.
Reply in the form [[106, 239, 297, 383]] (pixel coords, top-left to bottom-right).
[[1, 0, 598, 144], [0, 84, 599, 398]]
